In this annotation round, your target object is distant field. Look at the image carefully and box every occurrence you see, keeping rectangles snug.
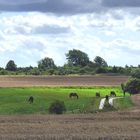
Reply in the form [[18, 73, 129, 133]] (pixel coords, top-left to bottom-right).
[[0, 86, 127, 115], [0, 75, 129, 87]]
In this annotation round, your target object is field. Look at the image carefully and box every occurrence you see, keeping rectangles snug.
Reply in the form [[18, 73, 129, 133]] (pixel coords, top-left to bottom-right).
[[0, 106, 139, 140], [0, 76, 139, 140], [0, 87, 126, 115], [0, 75, 129, 87]]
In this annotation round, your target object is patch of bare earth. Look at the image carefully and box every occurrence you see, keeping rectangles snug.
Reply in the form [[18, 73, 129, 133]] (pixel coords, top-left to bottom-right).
[[0, 76, 129, 87], [0, 112, 139, 140], [129, 94, 140, 113]]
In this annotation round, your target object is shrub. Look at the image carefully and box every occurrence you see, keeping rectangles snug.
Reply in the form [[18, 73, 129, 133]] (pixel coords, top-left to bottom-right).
[[95, 67, 107, 73], [0, 70, 8, 75], [125, 78, 140, 95], [48, 100, 66, 114], [131, 68, 140, 79]]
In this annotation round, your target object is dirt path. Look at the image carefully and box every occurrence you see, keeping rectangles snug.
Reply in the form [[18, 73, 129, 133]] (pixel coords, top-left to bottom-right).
[[129, 94, 140, 112], [99, 98, 106, 109], [109, 97, 124, 106], [99, 97, 124, 110]]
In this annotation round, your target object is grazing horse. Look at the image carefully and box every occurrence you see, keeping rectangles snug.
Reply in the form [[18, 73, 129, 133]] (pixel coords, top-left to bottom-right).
[[96, 92, 100, 97], [69, 93, 79, 99], [28, 96, 34, 104], [105, 95, 109, 101], [110, 91, 116, 97]]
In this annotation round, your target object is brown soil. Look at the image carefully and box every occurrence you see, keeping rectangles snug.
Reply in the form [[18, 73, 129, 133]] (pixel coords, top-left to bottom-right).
[[0, 111, 139, 140], [0, 75, 129, 87], [128, 94, 140, 113]]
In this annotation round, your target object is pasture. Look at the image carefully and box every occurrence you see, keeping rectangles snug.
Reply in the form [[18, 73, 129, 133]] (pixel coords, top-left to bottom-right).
[[0, 86, 131, 115]]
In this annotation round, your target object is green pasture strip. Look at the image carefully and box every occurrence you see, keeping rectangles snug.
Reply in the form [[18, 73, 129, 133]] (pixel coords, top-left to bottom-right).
[[113, 97, 134, 110], [0, 87, 125, 115]]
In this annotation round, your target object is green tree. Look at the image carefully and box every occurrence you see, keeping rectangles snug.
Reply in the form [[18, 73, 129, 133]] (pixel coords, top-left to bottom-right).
[[131, 68, 140, 79], [66, 49, 89, 67], [94, 56, 108, 67], [125, 78, 140, 95], [121, 83, 126, 96], [30, 67, 41, 75], [112, 66, 118, 73], [38, 57, 56, 71], [95, 67, 107, 73], [5, 60, 17, 71]]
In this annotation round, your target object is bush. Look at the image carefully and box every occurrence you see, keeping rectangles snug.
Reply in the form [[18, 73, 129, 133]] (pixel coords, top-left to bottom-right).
[[95, 67, 107, 73], [29, 68, 41, 75], [125, 78, 140, 95], [48, 100, 66, 114], [0, 70, 8, 75], [131, 68, 140, 79]]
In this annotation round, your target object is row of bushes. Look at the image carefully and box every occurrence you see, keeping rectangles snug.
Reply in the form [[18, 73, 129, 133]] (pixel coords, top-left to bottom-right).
[[0, 66, 139, 76]]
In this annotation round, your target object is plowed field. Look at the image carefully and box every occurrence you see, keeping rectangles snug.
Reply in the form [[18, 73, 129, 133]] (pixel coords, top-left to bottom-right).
[[0, 109, 139, 140], [0, 75, 129, 87]]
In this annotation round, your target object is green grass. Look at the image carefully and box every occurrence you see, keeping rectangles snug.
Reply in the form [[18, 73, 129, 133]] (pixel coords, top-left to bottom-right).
[[0, 87, 126, 115], [113, 97, 134, 110]]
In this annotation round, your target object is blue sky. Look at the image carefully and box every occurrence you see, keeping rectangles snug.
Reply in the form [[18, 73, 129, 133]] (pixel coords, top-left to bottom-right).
[[0, 0, 140, 67]]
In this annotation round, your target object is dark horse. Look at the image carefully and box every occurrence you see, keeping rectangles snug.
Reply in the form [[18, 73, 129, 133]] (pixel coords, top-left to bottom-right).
[[110, 91, 116, 97], [105, 95, 109, 101], [28, 96, 34, 104], [96, 92, 100, 97], [69, 93, 79, 99]]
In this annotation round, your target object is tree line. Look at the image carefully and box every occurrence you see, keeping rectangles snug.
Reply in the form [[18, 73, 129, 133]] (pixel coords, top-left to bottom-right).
[[0, 49, 139, 76]]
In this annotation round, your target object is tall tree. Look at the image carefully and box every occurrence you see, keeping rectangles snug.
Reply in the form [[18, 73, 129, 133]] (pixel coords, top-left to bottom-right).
[[5, 60, 17, 71], [38, 57, 56, 71], [66, 49, 89, 66], [94, 56, 108, 67], [125, 78, 140, 95], [131, 68, 140, 79]]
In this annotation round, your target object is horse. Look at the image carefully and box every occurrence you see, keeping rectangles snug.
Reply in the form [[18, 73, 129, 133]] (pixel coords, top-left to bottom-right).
[[69, 93, 79, 99], [28, 96, 34, 104], [96, 92, 100, 97], [110, 91, 116, 97], [105, 95, 109, 101]]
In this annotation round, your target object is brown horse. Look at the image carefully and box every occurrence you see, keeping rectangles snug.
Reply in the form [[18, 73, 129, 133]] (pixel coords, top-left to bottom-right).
[[69, 93, 79, 99]]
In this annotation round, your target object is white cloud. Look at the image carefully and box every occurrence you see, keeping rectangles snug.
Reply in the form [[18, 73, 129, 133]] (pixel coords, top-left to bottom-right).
[[0, 11, 140, 67]]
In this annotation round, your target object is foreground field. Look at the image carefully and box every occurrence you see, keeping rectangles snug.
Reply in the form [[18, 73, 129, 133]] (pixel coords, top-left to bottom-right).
[[0, 108, 139, 140], [0, 75, 129, 87]]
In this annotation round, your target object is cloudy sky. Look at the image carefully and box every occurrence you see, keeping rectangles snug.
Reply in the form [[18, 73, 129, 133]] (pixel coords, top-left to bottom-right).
[[0, 0, 140, 67]]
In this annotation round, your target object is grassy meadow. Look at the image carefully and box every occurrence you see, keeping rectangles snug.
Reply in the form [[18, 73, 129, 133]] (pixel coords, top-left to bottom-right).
[[0, 86, 131, 115]]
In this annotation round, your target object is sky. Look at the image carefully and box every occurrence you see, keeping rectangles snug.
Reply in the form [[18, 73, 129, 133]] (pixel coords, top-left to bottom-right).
[[0, 0, 140, 67]]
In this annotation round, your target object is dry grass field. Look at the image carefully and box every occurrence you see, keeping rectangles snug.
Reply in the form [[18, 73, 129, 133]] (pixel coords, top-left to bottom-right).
[[0, 75, 139, 140], [0, 75, 129, 87]]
